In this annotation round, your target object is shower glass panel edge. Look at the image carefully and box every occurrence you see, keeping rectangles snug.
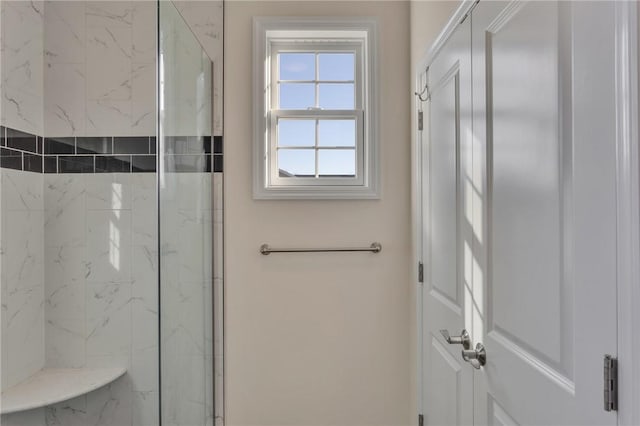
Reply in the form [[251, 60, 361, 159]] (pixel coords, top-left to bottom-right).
[[158, 2, 215, 425]]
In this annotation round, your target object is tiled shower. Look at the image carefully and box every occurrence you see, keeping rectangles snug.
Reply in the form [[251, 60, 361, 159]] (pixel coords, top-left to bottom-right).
[[0, 1, 223, 425]]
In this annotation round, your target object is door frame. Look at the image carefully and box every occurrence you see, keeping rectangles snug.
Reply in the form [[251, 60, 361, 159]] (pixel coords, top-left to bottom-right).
[[412, 1, 640, 423], [613, 2, 640, 424]]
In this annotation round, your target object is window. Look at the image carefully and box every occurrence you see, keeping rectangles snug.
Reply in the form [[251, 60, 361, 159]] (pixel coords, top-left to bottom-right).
[[253, 18, 379, 199]]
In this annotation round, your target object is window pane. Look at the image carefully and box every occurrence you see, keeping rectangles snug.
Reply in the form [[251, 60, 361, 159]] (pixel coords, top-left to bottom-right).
[[279, 53, 315, 81], [318, 120, 356, 147], [278, 119, 315, 147], [319, 53, 354, 81], [278, 149, 315, 177], [318, 149, 356, 176], [280, 83, 315, 109], [319, 84, 354, 109]]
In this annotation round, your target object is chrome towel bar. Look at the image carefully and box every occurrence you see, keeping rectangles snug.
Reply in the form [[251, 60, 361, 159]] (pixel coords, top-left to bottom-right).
[[260, 242, 382, 255]]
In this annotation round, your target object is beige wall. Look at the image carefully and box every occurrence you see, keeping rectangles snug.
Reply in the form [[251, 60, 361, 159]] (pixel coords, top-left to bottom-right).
[[224, 1, 459, 425], [224, 2, 412, 425]]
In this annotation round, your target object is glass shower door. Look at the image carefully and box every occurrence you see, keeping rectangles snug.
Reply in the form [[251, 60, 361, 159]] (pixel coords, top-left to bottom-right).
[[158, 2, 214, 425]]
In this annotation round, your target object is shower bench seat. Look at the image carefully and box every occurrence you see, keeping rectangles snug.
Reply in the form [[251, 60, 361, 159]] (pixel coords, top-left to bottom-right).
[[0, 367, 126, 414]]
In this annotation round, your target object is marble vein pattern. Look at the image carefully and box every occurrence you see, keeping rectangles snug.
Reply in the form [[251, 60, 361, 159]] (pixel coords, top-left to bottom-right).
[[43, 1, 156, 138], [173, 0, 223, 135], [1, 1, 45, 135], [39, 173, 159, 425], [160, 172, 214, 426], [1, 169, 45, 390]]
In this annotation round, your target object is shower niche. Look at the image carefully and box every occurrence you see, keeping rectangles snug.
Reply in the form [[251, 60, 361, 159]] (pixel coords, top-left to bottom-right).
[[0, 1, 223, 425]]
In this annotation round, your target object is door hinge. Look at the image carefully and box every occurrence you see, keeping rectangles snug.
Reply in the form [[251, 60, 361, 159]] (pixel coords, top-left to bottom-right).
[[418, 111, 424, 131], [418, 413, 424, 426], [418, 262, 424, 283], [604, 354, 618, 412]]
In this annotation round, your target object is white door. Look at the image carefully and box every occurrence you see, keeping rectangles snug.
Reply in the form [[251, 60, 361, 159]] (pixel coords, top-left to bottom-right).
[[421, 1, 620, 425], [420, 15, 474, 426], [471, 1, 618, 425]]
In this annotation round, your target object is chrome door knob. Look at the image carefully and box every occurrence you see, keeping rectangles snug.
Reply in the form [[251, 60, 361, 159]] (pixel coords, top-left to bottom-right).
[[462, 343, 486, 369], [440, 329, 471, 350]]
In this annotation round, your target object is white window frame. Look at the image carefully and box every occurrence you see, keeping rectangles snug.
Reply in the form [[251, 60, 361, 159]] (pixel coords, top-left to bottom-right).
[[253, 17, 379, 199]]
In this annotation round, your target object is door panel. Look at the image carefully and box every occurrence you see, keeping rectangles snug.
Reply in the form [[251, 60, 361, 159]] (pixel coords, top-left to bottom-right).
[[422, 15, 473, 426], [488, 2, 566, 369], [430, 70, 460, 308], [472, 1, 618, 425], [430, 337, 465, 426]]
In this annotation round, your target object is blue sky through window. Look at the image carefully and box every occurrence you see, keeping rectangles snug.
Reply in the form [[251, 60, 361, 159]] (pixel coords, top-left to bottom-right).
[[277, 52, 357, 177]]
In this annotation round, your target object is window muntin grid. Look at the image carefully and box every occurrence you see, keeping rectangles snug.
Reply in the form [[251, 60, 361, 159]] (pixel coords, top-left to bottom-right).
[[270, 43, 364, 183]]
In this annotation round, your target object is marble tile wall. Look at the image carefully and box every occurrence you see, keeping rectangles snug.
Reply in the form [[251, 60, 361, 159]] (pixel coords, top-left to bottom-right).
[[42, 172, 159, 426], [0, 168, 45, 391], [213, 172, 224, 426], [159, 172, 214, 426], [1, 1, 45, 136], [0, 2, 223, 424], [44, 1, 156, 138], [0, 171, 220, 426], [174, 0, 223, 136]]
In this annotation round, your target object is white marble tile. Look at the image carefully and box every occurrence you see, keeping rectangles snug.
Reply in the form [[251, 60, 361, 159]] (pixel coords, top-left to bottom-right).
[[45, 245, 85, 320], [45, 317, 85, 368], [132, 391, 159, 426], [132, 3, 155, 64], [86, 26, 132, 101], [5, 235, 45, 386], [173, 1, 223, 64], [2, 85, 44, 137], [175, 173, 212, 212], [44, 174, 85, 249], [44, 62, 86, 137], [131, 63, 155, 136], [2, 168, 44, 211], [2, 407, 46, 426], [131, 174, 156, 247], [44, 1, 85, 64], [130, 244, 158, 393], [85, 173, 132, 211], [84, 353, 130, 371], [3, 209, 45, 294], [46, 375, 132, 426], [2, 3, 44, 98], [86, 1, 133, 28], [131, 100, 155, 137], [85, 209, 132, 282], [132, 245, 157, 294], [45, 394, 89, 426], [161, 355, 207, 426], [177, 209, 212, 283], [84, 375, 132, 426], [161, 280, 206, 357], [86, 99, 132, 137], [130, 344, 157, 393], [85, 282, 132, 357]]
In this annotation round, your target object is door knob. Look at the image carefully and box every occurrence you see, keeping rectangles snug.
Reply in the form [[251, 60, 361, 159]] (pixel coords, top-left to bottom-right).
[[462, 343, 486, 369], [439, 329, 471, 350]]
